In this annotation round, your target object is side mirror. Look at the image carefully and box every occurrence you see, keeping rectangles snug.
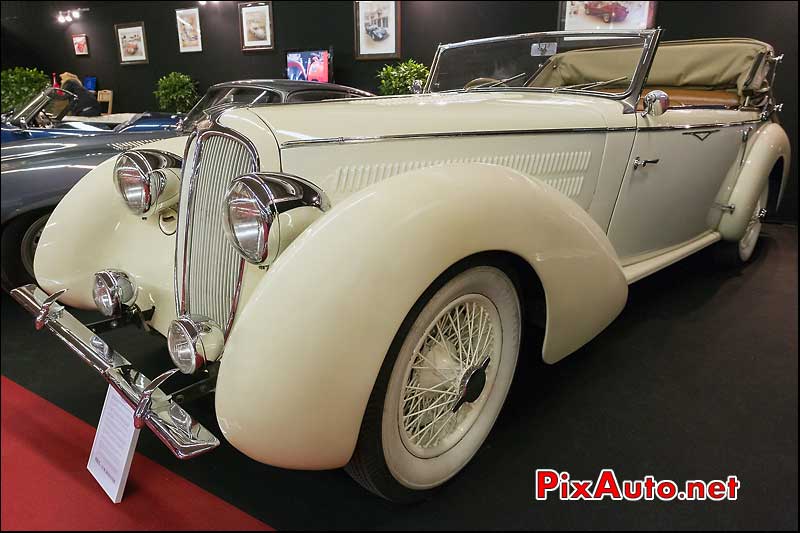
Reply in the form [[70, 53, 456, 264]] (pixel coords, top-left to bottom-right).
[[641, 90, 669, 117], [411, 79, 423, 95]]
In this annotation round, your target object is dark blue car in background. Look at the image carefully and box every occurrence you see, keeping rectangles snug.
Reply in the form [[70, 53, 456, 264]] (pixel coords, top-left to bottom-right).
[[1, 86, 179, 144]]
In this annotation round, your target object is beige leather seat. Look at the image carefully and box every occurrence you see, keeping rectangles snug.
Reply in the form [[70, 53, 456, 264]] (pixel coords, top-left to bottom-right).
[[641, 87, 740, 109], [606, 87, 740, 109]]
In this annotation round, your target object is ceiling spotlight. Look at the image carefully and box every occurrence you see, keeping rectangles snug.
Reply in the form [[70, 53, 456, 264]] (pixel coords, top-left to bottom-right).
[[199, 1, 207, 4], [72, 10, 80, 19], [57, 12, 66, 23], [65, 14, 72, 22]]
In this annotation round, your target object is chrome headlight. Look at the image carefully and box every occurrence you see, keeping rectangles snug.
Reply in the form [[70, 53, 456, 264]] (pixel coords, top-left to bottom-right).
[[92, 270, 137, 316], [222, 173, 329, 265], [113, 150, 182, 215], [167, 315, 224, 374]]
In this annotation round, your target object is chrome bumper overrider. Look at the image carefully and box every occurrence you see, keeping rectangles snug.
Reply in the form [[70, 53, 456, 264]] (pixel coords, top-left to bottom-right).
[[10, 284, 220, 459]]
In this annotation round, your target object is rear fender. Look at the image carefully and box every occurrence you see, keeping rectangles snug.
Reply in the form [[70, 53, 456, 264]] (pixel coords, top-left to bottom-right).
[[215, 162, 628, 469], [718, 122, 790, 241]]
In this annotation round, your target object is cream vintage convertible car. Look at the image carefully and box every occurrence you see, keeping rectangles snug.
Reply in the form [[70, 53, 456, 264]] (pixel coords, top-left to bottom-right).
[[11, 29, 790, 501]]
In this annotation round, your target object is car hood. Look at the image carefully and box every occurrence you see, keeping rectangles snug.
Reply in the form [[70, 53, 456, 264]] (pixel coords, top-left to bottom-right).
[[247, 90, 627, 147]]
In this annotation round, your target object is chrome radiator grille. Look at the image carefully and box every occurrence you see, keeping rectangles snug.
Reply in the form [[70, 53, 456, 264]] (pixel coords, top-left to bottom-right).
[[177, 132, 255, 333]]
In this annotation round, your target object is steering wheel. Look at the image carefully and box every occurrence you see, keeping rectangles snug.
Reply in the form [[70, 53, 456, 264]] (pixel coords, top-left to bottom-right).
[[463, 77, 508, 89]]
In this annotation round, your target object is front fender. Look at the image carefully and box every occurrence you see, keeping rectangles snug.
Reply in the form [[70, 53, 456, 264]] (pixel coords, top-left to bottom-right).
[[215, 162, 628, 469], [718, 122, 790, 241]]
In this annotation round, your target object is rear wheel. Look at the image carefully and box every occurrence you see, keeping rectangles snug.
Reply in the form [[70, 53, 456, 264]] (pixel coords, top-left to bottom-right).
[[714, 183, 768, 267], [346, 265, 522, 501], [1, 210, 51, 292]]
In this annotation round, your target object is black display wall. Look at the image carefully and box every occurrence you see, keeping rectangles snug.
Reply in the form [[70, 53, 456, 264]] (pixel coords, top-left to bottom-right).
[[1, 0, 796, 222]]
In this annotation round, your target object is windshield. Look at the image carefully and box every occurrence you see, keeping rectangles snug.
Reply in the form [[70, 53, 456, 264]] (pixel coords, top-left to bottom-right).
[[180, 86, 280, 131], [427, 31, 650, 96], [9, 87, 76, 125]]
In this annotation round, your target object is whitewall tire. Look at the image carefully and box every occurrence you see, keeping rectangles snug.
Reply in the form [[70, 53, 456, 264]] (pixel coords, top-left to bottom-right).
[[346, 264, 522, 501]]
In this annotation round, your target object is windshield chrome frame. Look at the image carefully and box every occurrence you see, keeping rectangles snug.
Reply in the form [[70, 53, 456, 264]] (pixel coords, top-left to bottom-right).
[[424, 29, 662, 114], [10, 86, 79, 127]]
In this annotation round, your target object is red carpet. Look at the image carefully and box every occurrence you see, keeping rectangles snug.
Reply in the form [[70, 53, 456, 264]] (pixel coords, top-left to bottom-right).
[[1, 376, 272, 531]]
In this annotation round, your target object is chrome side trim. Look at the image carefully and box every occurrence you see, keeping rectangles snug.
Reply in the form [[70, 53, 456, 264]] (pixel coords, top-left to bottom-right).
[[10, 284, 220, 459], [280, 126, 637, 148], [638, 120, 762, 132], [279, 120, 761, 148]]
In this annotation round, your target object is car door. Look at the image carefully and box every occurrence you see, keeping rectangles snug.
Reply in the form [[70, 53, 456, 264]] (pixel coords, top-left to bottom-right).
[[606, 107, 747, 263]]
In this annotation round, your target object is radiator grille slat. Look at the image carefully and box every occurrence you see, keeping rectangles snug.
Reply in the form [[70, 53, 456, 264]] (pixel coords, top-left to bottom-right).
[[181, 134, 253, 331]]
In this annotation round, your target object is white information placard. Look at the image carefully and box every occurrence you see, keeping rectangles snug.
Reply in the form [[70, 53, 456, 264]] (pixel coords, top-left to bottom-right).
[[87, 385, 141, 503]]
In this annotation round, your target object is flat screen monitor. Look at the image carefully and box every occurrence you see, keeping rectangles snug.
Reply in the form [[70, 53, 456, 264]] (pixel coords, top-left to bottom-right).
[[286, 48, 333, 83]]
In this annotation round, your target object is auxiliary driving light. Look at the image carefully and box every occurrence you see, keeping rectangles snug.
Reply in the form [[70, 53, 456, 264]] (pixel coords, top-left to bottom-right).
[[92, 270, 137, 316], [167, 316, 224, 374]]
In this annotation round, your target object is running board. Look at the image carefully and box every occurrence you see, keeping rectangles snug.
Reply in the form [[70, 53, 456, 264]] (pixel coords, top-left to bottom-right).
[[623, 232, 721, 284]]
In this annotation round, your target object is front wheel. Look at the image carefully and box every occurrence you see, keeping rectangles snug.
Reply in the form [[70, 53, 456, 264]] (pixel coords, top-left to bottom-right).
[[346, 265, 522, 501]]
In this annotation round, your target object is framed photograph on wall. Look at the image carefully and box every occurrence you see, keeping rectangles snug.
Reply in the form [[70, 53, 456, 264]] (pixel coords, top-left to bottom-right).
[[72, 34, 89, 56], [558, 1, 657, 30], [176, 7, 202, 53], [115, 22, 148, 65], [354, 1, 400, 60], [238, 2, 274, 51]]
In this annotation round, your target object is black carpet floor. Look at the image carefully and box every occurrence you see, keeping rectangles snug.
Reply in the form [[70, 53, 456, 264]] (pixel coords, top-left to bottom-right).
[[2, 224, 797, 530]]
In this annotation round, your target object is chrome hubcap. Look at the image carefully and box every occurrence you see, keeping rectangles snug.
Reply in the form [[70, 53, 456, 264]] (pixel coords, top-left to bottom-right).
[[399, 294, 501, 459], [453, 357, 490, 412]]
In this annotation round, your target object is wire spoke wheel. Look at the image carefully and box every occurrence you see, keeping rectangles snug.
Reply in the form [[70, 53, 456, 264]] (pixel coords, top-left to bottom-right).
[[348, 264, 523, 496], [399, 294, 501, 458]]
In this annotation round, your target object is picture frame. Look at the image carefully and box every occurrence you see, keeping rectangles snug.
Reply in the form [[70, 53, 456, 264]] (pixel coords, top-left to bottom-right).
[[72, 34, 89, 56], [115, 22, 148, 65], [354, 1, 400, 60], [238, 2, 274, 51], [176, 7, 203, 53], [558, 1, 657, 30]]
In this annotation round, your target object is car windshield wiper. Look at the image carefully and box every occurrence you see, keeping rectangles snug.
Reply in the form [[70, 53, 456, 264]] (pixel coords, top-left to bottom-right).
[[554, 76, 629, 93], [465, 72, 528, 91]]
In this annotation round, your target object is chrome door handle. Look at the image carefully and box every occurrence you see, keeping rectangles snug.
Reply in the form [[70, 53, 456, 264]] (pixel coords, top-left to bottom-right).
[[633, 157, 660, 170]]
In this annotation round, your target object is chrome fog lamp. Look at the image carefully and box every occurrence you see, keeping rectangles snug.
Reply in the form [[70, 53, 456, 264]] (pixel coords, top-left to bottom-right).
[[113, 150, 181, 215], [167, 316, 224, 374], [222, 173, 330, 265], [92, 270, 137, 316]]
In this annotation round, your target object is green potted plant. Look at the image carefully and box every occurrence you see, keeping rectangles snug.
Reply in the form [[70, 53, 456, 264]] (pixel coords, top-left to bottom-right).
[[376, 59, 430, 96], [1, 67, 50, 114], [153, 72, 199, 113]]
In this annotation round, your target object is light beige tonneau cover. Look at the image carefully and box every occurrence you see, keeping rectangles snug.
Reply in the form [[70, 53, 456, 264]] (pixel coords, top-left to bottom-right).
[[533, 38, 774, 96]]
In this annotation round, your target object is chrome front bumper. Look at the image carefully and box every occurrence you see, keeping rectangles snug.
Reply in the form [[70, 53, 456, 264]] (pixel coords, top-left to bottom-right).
[[10, 284, 220, 459]]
